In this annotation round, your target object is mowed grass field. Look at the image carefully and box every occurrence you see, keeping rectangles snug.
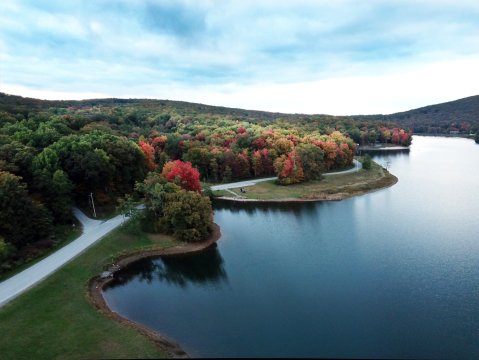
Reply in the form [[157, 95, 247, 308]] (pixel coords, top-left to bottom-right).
[[214, 161, 397, 201], [0, 221, 182, 359]]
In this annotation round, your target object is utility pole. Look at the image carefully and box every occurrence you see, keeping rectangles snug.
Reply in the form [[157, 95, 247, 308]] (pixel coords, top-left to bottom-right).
[[90, 192, 97, 218]]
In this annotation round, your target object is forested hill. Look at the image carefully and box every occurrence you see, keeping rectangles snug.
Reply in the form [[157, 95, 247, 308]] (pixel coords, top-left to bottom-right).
[[0, 91, 473, 268], [0, 92, 296, 122], [1, 92, 477, 135], [0, 90, 413, 270], [359, 95, 479, 135]]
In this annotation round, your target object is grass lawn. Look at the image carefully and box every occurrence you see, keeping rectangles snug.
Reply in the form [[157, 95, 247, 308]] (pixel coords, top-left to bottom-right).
[[214, 161, 397, 201], [0, 220, 182, 359]]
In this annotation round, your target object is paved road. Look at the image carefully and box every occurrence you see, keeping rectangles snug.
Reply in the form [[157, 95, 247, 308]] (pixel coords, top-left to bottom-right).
[[323, 159, 362, 176], [0, 208, 130, 308], [210, 160, 362, 191], [210, 177, 277, 191]]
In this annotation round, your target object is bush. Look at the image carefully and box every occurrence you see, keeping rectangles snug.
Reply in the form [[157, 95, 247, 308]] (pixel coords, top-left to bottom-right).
[[0, 238, 14, 262], [362, 154, 372, 170]]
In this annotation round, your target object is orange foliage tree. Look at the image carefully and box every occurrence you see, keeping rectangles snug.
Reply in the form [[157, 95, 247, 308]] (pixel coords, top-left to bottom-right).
[[274, 151, 304, 185], [139, 140, 156, 171]]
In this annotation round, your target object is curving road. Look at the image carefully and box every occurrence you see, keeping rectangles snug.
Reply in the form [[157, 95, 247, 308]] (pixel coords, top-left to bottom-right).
[[323, 159, 362, 176], [210, 159, 362, 191], [0, 208, 130, 308]]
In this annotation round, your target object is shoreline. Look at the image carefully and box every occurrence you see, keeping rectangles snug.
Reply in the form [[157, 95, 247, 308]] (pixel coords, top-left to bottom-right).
[[358, 145, 410, 151], [213, 173, 398, 203], [86, 170, 397, 357], [87, 223, 221, 359]]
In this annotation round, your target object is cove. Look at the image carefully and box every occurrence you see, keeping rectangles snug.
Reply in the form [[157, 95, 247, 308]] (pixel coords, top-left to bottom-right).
[[103, 136, 479, 358]]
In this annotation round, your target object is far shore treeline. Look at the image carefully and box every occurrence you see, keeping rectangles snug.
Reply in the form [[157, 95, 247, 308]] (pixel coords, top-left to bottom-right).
[[0, 91, 449, 273]]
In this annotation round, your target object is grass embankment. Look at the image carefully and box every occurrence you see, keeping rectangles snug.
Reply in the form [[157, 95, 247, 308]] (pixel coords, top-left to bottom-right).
[[214, 160, 397, 201], [0, 221, 182, 359]]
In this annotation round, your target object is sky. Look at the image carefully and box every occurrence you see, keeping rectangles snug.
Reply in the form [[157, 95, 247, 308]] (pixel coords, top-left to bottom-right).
[[1, 0, 479, 115]]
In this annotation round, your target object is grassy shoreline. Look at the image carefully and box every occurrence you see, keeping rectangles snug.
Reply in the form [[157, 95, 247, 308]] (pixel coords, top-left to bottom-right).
[[0, 220, 182, 359], [212, 160, 397, 202]]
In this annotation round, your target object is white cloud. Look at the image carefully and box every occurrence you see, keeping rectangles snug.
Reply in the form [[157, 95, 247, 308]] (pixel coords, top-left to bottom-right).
[[1, 0, 479, 114], [1, 84, 109, 101], [3, 56, 478, 115], [118, 56, 479, 115]]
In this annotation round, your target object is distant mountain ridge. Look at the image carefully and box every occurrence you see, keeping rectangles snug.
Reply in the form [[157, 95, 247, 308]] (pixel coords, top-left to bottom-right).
[[1, 92, 478, 134], [359, 95, 479, 134]]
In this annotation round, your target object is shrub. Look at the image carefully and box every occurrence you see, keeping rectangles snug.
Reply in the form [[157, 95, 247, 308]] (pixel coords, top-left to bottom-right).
[[362, 154, 372, 170]]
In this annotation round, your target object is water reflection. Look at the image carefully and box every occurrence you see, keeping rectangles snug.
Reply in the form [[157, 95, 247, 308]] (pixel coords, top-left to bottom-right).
[[359, 148, 410, 156], [369, 151, 410, 160], [106, 245, 228, 289], [213, 198, 318, 217]]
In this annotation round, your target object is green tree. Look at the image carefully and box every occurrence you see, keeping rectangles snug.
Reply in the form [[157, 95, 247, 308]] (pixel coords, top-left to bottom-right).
[[136, 172, 213, 242], [0, 172, 52, 248], [362, 154, 372, 170], [0, 236, 14, 263], [50, 169, 73, 222], [135, 172, 180, 218], [33, 131, 146, 196], [116, 194, 141, 225], [222, 165, 233, 182], [0, 141, 35, 181], [296, 143, 325, 181], [182, 147, 211, 179], [161, 189, 213, 242]]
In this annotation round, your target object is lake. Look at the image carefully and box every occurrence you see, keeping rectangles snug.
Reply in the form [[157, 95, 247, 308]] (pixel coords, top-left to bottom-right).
[[103, 136, 479, 358]]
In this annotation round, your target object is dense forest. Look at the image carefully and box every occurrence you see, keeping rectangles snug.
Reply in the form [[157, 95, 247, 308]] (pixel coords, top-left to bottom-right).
[[0, 91, 444, 271]]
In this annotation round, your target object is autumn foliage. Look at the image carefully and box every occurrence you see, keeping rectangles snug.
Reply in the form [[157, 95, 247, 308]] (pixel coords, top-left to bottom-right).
[[161, 160, 202, 193], [274, 151, 304, 185], [138, 119, 365, 185], [139, 140, 156, 171]]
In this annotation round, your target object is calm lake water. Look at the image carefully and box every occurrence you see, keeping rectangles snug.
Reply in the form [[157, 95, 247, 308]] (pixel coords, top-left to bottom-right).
[[103, 136, 479, 358]]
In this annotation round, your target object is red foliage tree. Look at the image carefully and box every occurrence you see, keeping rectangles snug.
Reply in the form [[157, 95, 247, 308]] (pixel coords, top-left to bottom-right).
[[287, 134, 299, 146], [391, 129, 400, 144], [237, 126, 247, 134], [399, 130, 411, 145], [252, 137, 267, 150], [274, 151, 304, 185], [233, 150, 251, 179], [161, 160, 202, 193]]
